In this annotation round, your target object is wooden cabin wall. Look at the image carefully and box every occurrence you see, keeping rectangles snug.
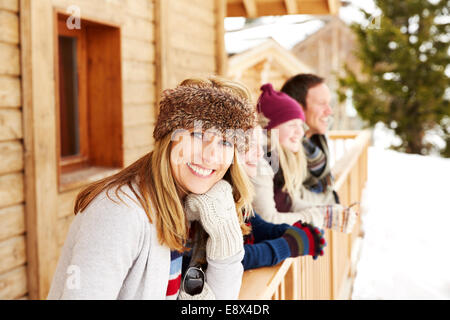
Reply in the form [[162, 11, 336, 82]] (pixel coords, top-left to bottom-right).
[[54, 0, 158, 295], [236, 61, 264, 103], [0, 0, 28, 300], [0, 0, 225, 299], [122, 0, 157, 167], [264, 61, 291, 95], [232, 59, 292, 104], [157, 0, 225, 90]]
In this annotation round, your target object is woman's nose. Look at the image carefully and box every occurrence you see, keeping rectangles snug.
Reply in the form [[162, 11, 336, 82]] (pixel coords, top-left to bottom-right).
[[255, 144, 264, 159], [295, 125, 304, 137], [202, 138, 220, 164]]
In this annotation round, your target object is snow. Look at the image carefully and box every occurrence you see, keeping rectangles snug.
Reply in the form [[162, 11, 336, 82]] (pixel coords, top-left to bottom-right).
[[351, 146, 450, 299]]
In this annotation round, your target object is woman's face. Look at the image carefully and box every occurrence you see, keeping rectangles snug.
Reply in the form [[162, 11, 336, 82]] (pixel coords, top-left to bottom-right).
[[273, 118, 305, 153], [170, 127, 235, 196], [239, 126, 264, 178]]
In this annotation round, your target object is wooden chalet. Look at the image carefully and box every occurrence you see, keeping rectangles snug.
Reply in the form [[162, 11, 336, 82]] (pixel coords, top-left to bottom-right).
[[0, 0, 368, 300]]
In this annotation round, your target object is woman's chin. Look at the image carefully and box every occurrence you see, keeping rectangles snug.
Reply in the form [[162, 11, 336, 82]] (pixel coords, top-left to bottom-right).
[[244, 164, 257, 178], [285, 144, 300, 153], [185, 183, 215, 195]]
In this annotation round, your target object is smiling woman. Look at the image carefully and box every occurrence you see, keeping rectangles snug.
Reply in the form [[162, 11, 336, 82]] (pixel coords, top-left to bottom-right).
[[170, 128, 236, 195], [47, 77, 257, 300]]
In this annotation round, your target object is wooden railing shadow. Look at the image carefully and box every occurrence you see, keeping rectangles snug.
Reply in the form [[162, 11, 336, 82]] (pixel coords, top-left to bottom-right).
[[239, 130, 371, 300]]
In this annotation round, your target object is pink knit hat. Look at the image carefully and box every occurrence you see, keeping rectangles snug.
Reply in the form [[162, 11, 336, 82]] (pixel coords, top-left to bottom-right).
[[257, 83, 305, 130]]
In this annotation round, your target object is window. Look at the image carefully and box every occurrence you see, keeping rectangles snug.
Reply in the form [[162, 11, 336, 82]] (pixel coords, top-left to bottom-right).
[[55, 13, 123, 190], [57, 17, 89, 169]]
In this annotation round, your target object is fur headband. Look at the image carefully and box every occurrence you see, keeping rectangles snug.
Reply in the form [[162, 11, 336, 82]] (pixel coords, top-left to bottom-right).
[[153, 84, 257, 151]]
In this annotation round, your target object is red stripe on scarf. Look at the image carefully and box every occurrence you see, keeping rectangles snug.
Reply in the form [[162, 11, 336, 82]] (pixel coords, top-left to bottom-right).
[[166, 273, 181, 296]]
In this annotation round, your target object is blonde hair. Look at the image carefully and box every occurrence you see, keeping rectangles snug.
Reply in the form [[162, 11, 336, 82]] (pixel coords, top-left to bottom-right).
[[228, 151, 255, 225], [74, 77, 254, 252], [258, 113, 307, 199]]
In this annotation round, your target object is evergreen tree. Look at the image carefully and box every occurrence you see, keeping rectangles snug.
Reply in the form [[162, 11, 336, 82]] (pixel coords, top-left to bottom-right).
[[338, 0, 450, 156]]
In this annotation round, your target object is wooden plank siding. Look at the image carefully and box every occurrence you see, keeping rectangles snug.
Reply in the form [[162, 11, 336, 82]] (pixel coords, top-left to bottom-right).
[[0, 0, 27, 300], [0, 77, 21, 108], [0, 0, 19, 12], [1, 0, 224, 299], [53, 0, 158, 290], [156, 0, 224, 91], [228, 39, 313, 103], [226, 0, 340, 17], [0, 42, 20, 75], [14, 0, 158, 299]]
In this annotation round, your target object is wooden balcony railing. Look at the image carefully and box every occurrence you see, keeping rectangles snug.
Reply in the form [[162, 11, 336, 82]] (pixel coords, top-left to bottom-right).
[[239, 130, 372, 300]]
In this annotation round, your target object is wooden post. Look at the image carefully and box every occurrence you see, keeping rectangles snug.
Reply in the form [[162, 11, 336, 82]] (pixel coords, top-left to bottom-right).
[[260, 58, 272, 84], [154, 0, 170, 115], [318, 39, 326, 77], [284, 258, 299, 300], [215, 0, 227, 76], [242, 0, 257, 18], [279, 278, 285, 300], [327, 0, 340, 15], [20, 0, 59, 299], [284, 0, 298, 14]]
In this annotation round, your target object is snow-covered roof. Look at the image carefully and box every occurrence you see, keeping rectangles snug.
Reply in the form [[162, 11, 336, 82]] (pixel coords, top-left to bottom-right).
[[225, 16, 327, 54]]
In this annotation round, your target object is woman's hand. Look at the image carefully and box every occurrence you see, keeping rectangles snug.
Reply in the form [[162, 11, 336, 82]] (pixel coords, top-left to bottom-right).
[[185, 180, 244, 260]]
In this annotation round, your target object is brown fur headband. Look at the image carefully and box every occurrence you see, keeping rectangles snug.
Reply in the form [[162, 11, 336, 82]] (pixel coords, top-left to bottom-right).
[[153, 84, 257, 151]]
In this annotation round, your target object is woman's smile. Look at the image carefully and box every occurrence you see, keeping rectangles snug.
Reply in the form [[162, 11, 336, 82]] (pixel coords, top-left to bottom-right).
[[186, 162, 216, 178], [290, 137, 300, 144]]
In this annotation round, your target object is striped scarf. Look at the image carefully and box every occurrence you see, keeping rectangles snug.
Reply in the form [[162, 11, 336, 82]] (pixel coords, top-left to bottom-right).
[[166, 250, 182, 299], [302, 136, 334, 193]]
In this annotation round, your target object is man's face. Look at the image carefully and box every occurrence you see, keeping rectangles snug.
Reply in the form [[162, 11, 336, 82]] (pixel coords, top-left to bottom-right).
[[305, 83, 333, 136]]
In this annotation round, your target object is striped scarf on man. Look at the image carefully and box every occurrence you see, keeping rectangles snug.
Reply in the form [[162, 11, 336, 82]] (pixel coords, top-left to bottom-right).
[[302, 137, 334, 193]]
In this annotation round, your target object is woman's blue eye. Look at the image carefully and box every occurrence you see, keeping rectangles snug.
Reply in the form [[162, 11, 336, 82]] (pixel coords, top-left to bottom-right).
[[222, 140, 233, 148], [192, 132, 203, 139]]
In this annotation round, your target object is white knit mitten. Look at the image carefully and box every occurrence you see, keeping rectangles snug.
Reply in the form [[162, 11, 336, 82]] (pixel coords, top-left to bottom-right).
[[322, 204, 358, 234], [185, 180, 244, 260], [342, 205, 358, 234], [178, 282, 215, 300]]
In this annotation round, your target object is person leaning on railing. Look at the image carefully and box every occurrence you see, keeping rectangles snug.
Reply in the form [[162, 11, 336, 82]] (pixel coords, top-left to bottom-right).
[[238, 126, 327, 270], [281, 74, 339, 205], [251, 83, 358, 234], [47, 77, 256, 300]]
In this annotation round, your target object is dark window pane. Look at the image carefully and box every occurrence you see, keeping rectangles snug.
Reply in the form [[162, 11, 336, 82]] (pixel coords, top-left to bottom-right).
[[58, 36, 80, 157]]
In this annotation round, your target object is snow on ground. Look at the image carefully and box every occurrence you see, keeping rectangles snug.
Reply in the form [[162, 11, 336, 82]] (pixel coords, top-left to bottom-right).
[[352, 146, 450, 299]]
